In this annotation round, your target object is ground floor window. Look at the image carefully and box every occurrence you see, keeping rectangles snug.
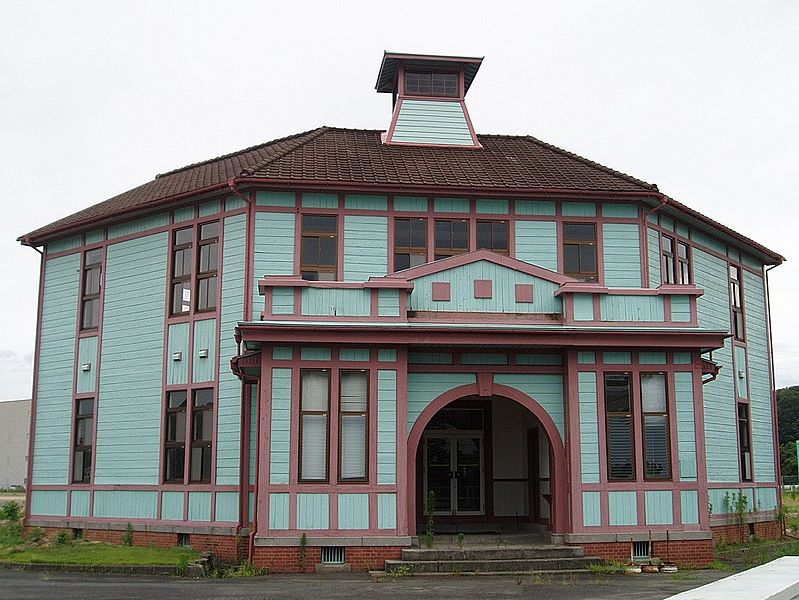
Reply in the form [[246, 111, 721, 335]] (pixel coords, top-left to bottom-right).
[[163, 388, 214, 484], [72, 398, 94, 483]]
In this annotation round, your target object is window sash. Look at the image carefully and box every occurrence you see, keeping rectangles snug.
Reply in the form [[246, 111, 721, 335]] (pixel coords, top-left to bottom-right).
[[476, 220, 509, 255], [563, 223, 597, 281], [72, 399, 94, 483], [339, 371, 368, 481], [80, 250, 103, 330], [301, 215, 338, 280], [300, 370, 330, 482], [738, 402, 753, 481], [434, 219, 469, 259], [605, 373, 635, 481]]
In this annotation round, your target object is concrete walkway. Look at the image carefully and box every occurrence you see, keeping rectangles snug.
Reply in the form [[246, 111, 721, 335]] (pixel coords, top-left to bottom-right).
[[667, 556, 799, 600]]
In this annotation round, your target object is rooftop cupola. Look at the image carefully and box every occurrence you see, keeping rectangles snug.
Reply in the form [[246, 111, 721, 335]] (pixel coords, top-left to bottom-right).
[[376, 51, 483, 148]]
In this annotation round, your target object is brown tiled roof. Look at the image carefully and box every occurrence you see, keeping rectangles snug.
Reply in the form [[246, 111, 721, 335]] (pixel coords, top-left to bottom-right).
[[18, 126, 783, 263]]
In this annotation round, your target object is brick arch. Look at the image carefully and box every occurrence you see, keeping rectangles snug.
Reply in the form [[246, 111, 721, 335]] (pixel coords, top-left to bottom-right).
[[406, 383, 569, 533]]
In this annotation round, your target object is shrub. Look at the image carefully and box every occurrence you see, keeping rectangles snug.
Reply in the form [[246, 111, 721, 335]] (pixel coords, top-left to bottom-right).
[[0, 501, 22, 522], [122, 523, 134, 546], [54, 531, 72, 546]]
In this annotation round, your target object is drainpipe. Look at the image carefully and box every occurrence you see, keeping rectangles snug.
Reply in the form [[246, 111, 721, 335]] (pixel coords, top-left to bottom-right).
[[643, 195, 670, 217]]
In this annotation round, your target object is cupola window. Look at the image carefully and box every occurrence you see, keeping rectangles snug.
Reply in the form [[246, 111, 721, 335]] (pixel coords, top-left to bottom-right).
[[405, 71, 458, 97]]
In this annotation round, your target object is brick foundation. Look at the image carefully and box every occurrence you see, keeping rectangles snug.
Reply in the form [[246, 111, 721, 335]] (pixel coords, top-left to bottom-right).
[[251, 545, 403, 573], [711, 519, 782, 545], [580, 539, 714, 567]]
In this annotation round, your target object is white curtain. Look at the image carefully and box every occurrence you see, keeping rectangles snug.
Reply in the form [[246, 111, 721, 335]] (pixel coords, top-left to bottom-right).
[[301, 415, 327, 480], [340, 371, 367, 411], [340, 415, 366, 479], [302, 370, 329, 411], [641, 373, 666, 412]]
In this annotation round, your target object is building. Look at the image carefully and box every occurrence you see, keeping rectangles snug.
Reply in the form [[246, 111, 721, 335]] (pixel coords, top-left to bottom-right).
[[0, 399, 31, 488], [18, 52, 784, 571]]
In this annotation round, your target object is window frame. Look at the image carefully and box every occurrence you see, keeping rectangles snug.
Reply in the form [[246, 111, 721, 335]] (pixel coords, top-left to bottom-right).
[[737, 401, 753, 482], [195, 221, 219, 313], [730, 264, 745, 341], [393, 217, 428, 271], [189, 388, 214, 483], [298, 369, 331, 483], [72, 398, 94, 484], [80, 248, 103, 330], [434, 218, 470, 260], [338, 370, 369, 483], [163, 390, 188, 484], [604, 372, 636, 482], [162, 388, 214, 485], [562, 222, 598, 282], [640, 372, 672, 481], [476, 219, 509, 255], [403, 70, 460, 98], [300, 214, 339, 281], [662, 235, 692, 285], [170, 226, 194, 316]]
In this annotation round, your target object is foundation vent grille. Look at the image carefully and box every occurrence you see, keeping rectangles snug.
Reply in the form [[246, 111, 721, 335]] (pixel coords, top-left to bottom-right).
[[321, 546, 346, 564], [632, 541, 650, 561]]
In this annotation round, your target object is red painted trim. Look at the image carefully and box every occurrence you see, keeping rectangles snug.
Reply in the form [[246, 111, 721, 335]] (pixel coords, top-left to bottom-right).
[[473, 279, 492, 299], [431, 282, 450, 302]]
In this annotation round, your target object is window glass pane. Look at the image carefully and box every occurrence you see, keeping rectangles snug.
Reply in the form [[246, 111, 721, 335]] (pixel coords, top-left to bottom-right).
[[452, 220, 468, 249], [340, 415, 366, 479], [167, 412, 185, 443], [477, 221, 492, 249], [301, 415, 327, 480], [172, 282, 191, 314], [82, 299, 97, 329], [301, 371, 329, 411], [564, 223, 595, 241], [678, 261, 690, 284], [84, 266, 101, 295], [318, 236, 336, 266], [677, 242, 688, 259], [317, 271, 336, 281], [434, 220, 451, 248], [394, 254, 410, 272], [409, 253, 426, 267], [200, 221, 219, 240], [410, 219, 427, 247], [564, 245, 580, 273], [340, 371, 368, 411], [664, 256, 676, 284], [579, 244, 596, 273], [605, 374, 631, 412], [165, 447, 184, 481], [85, 249, 103, 265], [192, 410, 213, 442], [194, 389, 213, 407], [175, 227, 193, 246], [641, 373, 667, 412], [301, 236, 318, 264], [77, 398, 94, 415], [394, 219, 410, 247], [190, 446, 211, 482], [662, 236, 673, 253], [76, 417, 93, 445], [607, 415, 634, 479], [493, 221, 508, 250], [169, 391, 188, 409], [303, 215, 336, 233], [198, 276, 217, 310], [644, 415, 670, 479]]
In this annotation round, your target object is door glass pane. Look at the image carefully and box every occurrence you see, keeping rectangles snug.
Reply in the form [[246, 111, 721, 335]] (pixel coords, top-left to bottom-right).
[[456, 437, 482, 512], [425, 437, 452, 513]]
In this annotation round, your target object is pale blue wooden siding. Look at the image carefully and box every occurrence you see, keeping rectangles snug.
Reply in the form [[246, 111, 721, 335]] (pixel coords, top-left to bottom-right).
[[76, 336, 98, 394], [85, 229, 105, 244], [709, 488, 740, 515], [344, 215, 388, 281], [392, 100, 474, 146], [680, 490, 699, 524], [301, 288, 371, 317], [691, 229, 726, 255], [70, 490, 90, 517], [407, 373, 476, 432], [602, 203, 638, 218], [108, 213, 168, 239], [254, 212, 295, 311], [744, 271, 776, 482], [46, 235, 82, 254], [270, 368, 292, 484], [302, 192, 338, 209], [515, 221, 558, 271], [94, 491, 157, 519], [694, 248, 738, 482], [608, 491, 637, 526], [345, 194, 388, 211], [602, 223, 642, 287], [269, 493, 290, 529], [30, 490, 68, 516], [573, 294, 594, 321], [434, 197, 469, 213], [671, 295, 691, 322], [734, 345, 748, 398], [217, 215, 246, 485], [272, 287, 295, 315], [378, 288, 400, 317], [516, 200, 555, 216], [409, 261, 562, 314], [192, 318, 217, 383], [216, 492, 239, 522], [757, 487, 778, 511], [32, 254, 80, 485], [174, 206, 195, 222], [645, 491, 673, 525], [161, 491, 184, 520], [394, 196, 428, 212], [562, 202, 596, 217], [296, 494, 329, 529], [256, 191, 296, 207], [476, 198, 508, 214], [188, 492, 211, 521], [338, 493, 369, 529], [647, 227, 661, 288], [301, 347, 331, 361], [639, 352, 667, 364], [378, 349, 397, 362], [603, 352, 631, 364], [166, 322, 189, 385], [582, 491, 601, 527], [494, 374, 565, 438], [225, 195, 245, 211], [377, 370, 397, 484], [378, 493, 397, 529], [340, 349, 369, 361], [95, 233, 166, 485], [674, 372, 698, 481], [199, 199, 220, 216], [578, 372, 599, 484], [600, 295, 664, 321]]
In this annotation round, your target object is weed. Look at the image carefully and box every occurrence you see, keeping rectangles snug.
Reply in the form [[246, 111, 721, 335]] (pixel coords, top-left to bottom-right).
[[226, 561, 267, 577], [298, 532, 307, 572], [54, 531, 71, 546], [424, 491, 435, 549], [26, 527, 44, 543], [587, 559, 625, 575], [0, 501, 22, 522], [709, 559, 733, 571], [392, 564, 413, 577], [177, 553, 190, 576], [670, 571, 698, 582], [121, 523, 134, 547], [457, 532, 465, 549]]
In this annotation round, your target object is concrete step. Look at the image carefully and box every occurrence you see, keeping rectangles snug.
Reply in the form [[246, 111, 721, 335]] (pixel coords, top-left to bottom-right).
[[385, 555, 602, 574], [401, 546, 584, 561]]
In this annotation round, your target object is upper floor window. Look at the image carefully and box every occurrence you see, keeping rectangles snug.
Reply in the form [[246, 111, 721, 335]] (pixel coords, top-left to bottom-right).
[[563, 223, 597, 282], [80, 249, 103, 329], [301, 215, 337, 281], [662, 235, 691, 284], [171, 227, 193, 315], [163, 388, 214, 484], [434, 219, 469, 260], [476, 220, 509, 255], [605, 373, 635, 481], [730, 265, 745, 340], [196, 222, 219, 312], [170, 222, 219, 315], [641, 373, 671, 480], [405, 71, 458, 97], [738, 402, 752, 481], [72, 398, 94, 483], [394, 217, 427, 271]]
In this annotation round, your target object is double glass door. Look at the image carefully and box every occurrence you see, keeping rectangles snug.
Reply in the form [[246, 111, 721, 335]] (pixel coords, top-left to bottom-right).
[[423, 433, 483, 515]]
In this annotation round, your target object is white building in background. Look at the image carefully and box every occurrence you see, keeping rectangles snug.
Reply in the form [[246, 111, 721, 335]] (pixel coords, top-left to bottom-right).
[[0, 399, 31, 488]]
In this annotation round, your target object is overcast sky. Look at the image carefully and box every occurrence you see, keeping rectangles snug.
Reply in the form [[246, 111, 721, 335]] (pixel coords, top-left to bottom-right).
[[1, 1, 797, 400]]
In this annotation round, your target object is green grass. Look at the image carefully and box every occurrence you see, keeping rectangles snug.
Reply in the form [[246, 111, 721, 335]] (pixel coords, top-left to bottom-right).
[[586, 559, 626, 575]]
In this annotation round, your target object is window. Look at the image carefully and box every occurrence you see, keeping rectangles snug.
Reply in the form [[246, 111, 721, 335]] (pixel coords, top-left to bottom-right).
[[72, 398, 93, 483], [477, 220, 509, 255], [196, 222, 218, 312], [339, 371, 368, 481], [394, 217, 427, 271], [641, 373, 671, 480], [170, 227, 193, 315], [163, 388, 214, 484], [662, 235, 691, 284], [300, 370, 330, 481], [605, 373, 634, 481], [730, 265, 745, 340], [405, 71, 458, 97], [738, 402, 752, 481], [80, 249, 103, 329], [563, 223, 597, 281], [434, 219, 469, 260], [301, 215, 337, 280]]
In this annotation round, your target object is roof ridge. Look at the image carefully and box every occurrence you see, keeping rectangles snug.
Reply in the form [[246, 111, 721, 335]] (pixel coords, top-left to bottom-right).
[[522, 135, 658, 192], [240, 126, 330, 176], [154, 127, 325, 180]]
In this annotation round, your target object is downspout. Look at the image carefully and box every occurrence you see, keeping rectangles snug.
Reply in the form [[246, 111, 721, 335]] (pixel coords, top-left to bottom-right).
[[643, 194, 670, 216], [765, 262, 783, 525]]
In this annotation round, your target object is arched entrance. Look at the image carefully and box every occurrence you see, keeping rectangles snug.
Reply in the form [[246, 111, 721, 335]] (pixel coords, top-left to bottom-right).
[[406, 384, 568, 534]]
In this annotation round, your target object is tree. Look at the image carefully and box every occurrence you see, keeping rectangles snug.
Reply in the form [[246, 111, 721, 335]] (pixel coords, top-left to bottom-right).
[[778, 386, 799, 484]]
